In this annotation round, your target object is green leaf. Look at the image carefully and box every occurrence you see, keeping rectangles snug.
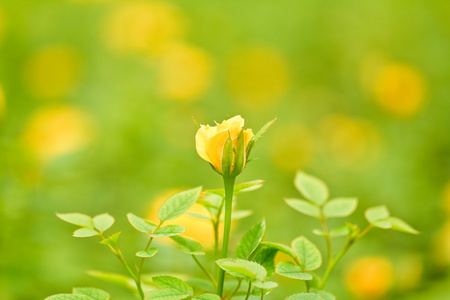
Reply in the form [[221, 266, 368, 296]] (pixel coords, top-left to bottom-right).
[[87, 271, 135, 290], [170, 235, 205, 255], [151, 225, 185, 237], [73, 228, 98, 238], [292, 236, 322, 271], [365, 206, 389, 223], [57, 213, 93, 228], [386, 217, 419, 234], [158, 187, 202, 222], [285, 293, 321, 300], [323, 198, 358, 218], [313, 226, 349, 238], [93, 214, 114, 232], [192, 293, 221, 300], [252, 281, 278, 290], [136, 247, 158, 258], [231, 210, 253, 221], [144, 288, 189, 300], [294, 172, 329, 206], [205, 180, 265, 196], [216, 258, 267, 281], [45, 295, 89, 300], [285, 199, 320, 218], [373, 220, 392, 229], [153, 276, 193, 296], [252, 248, 278, 277], [73, 288, 110, 300], [275, 262, 312, 280], [186, 212, 211, 221], [310, 288, 336, 300], [236, 219, 266, 259], [127, 213, 158, 234], [260, 242, 296, 260], [219, 210, 253, 222], [100, 232, 121, 246]]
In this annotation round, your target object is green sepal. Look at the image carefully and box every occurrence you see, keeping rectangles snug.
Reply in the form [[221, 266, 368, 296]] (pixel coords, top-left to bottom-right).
[[221, 136, 234, 176], [246, 118, 276, 158], [232, 129, 246, 176]]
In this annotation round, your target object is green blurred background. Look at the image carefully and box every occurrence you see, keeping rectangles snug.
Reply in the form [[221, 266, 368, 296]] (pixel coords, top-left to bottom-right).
[[1, 0, 449, 299]]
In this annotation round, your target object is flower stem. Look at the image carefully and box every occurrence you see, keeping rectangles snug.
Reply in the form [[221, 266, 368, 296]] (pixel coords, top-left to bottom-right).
[[217, 175, 236, 297]]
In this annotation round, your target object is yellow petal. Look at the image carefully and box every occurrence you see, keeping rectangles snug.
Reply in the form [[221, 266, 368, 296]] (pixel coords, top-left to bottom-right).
[[243, 128, 254, 147], [216, 115, 244, 139], [195, 125, 217, 163], [205, 129, 229, 172]]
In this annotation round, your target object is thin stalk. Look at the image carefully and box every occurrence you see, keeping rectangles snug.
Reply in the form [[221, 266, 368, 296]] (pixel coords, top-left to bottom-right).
[[294, 257, 310, 292], [319, 216, 333, 269], [136, 222, 163, 293], [244, 281, 252, 300], [217, 175, 236, 297], [260, 288, 264, 300], [192, 255, 217, 287], [226, 279, 242, 300], [318, 225, 373, 289], [100, 233, 144, 299]]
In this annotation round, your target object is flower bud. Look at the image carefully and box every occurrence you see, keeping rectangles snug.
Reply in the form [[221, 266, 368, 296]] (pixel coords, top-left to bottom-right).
[[195, 115, 254, 176]]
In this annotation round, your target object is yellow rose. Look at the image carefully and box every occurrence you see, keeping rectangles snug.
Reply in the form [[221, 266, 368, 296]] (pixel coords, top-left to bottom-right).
[[195, 115, 254, 176]]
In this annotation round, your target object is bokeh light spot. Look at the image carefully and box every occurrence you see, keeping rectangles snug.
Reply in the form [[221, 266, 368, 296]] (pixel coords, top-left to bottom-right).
[[373, 63, 426, 117], [227, 47, 289, 107], [158, 43, 212, 101], [21, 106, 93, 163], [103, 1, 184, 55], [319, 115, 381, 170], [24, 45, 81, 100], [270, 124, 314, 171], [344, 256, 394, 299]]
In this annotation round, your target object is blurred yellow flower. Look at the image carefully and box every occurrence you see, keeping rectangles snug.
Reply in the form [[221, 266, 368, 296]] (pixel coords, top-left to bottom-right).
[[103, 1, 184, 55], [227, 47, 289, 107], [146, 190, 223, 248], [270, 124, 314, 171], [0, 84, 5, 117], [158, 43, 212, 101], [196, 115, 254, 175], [24, 45, 81, 100], [21, 106, 93, 163], [319, 115, 381, 170], [373, 63, 426, 117], [432, 219, 450, 266], [344, 256, 394, 299]]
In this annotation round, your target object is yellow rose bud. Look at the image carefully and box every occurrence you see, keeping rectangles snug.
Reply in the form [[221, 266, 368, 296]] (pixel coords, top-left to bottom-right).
[[195, 115, 254, 176]]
